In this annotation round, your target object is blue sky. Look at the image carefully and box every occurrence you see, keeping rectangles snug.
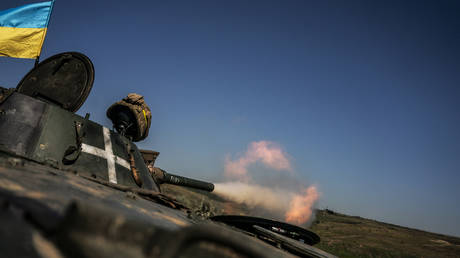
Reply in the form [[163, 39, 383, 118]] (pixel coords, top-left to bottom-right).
[[1, 0, 459, 237]]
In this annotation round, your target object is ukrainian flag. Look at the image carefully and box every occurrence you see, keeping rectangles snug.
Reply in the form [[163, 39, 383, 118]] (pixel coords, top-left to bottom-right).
[[0, 1, 54, 59]]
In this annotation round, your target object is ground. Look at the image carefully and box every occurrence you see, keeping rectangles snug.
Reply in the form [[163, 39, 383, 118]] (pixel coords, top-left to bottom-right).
[[311, 209, 460, 258]]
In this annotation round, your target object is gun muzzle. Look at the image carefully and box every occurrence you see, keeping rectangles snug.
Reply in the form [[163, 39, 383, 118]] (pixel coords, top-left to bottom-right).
[[152, 168, 214, 192]]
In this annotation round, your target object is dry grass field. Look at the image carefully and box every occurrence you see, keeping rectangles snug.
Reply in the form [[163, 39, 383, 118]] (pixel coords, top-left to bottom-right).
[[311, 210, 460, 257], [161, 184, 460, 257]]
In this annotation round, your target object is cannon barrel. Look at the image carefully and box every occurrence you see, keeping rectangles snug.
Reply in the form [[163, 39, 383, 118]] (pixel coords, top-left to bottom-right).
[[152, 167, 214, 192]]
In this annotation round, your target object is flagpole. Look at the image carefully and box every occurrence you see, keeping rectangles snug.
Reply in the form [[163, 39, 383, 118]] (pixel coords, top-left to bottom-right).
[[34, 0, 55, 69], [35, 56, 40, 68]]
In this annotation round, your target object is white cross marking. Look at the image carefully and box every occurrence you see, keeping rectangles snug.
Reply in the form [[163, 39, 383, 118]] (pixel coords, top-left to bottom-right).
[[81, 127, 130, 184]]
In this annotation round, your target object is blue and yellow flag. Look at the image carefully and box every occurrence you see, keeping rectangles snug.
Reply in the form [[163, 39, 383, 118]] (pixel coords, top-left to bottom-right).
[[0, 1, 54, 59]]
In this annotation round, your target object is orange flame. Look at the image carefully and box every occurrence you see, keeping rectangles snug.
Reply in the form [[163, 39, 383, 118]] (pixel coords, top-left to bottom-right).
[[285, 186, 319, 225]]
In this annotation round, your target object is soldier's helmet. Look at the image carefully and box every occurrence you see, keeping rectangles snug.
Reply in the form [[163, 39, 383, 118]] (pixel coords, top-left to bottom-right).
[[106, 93, 152, 142]]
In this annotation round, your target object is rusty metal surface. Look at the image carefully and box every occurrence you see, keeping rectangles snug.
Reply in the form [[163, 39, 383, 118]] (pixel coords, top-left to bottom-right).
[[0, 155, 191, 230], [128, 151, 143, 187]]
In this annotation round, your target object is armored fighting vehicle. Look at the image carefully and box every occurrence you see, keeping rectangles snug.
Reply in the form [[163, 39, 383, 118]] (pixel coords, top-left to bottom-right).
[[0, 52, 335, 258]]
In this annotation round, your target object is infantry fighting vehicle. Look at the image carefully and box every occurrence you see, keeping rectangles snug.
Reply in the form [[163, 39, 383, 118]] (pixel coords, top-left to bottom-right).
[[0, 52, 335, 258]]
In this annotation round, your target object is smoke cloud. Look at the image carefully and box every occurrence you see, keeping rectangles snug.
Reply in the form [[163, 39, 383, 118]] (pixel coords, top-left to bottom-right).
[[214, 182, 292, 213], [217, 141, 320, 225], [224, 141, 292, 181], [214, 182, 319, 225]]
